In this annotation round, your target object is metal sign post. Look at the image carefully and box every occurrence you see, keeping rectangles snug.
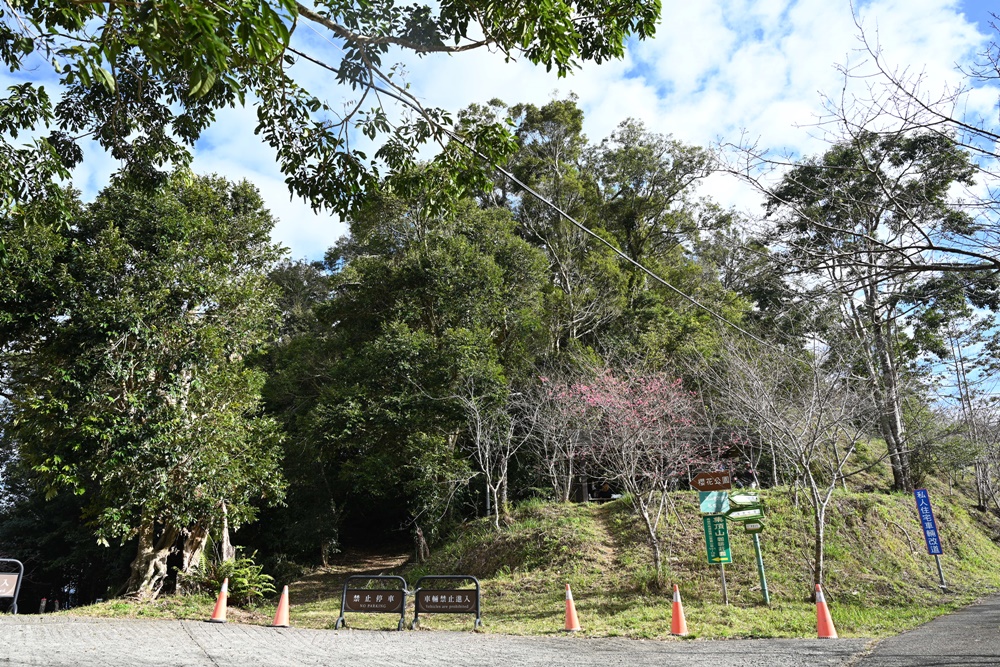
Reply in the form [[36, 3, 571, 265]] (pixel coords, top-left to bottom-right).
[[728, 494, 770, 605], [411, 575, 482, 629], [335, 575, 408, 630], [702, 515, 731, 605], [751, 533, 770, 605], [0, 559, 24, 615], [913, 489, 946, 589], [696, 472, 733, 607]]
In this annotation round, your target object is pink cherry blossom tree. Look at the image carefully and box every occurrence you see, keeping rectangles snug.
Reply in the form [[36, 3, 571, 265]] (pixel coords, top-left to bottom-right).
[[578, 371, 715, 581]]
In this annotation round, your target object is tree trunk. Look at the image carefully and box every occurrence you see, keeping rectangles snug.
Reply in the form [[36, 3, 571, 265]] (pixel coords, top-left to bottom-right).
[[499, 460, 511, 523], [126, 520, 179, 599], [414, 525, 430, 563], [220, 501, 236, 562], [976, 459, 987, 510], [812, 502, 826, 599], [176, 522, 210, 593], [872, 311, 911, 491], [563, 454, 574, 503], [490, 483, 501, 530], [639, 505, 663, 584]]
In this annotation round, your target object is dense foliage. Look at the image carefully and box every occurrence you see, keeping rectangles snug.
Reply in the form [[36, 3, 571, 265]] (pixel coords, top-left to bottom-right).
[[1, 173, 286, 597], [4, 12, 1000, 603]]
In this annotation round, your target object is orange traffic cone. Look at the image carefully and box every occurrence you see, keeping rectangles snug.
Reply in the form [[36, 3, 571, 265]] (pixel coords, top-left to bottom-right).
[[670, 584, 688, 636], [271, 585, 290, 628], [209, 578, 228, 623], [563, 583, 581, 632], [815, 584, 838, 639]]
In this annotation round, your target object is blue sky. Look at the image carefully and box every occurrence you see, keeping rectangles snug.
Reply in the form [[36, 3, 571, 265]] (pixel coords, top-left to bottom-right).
[[7, 1, 998, 260]]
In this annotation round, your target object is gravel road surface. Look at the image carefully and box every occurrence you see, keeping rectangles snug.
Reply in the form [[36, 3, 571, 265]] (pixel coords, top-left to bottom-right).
[[0, 616, 870, 667]]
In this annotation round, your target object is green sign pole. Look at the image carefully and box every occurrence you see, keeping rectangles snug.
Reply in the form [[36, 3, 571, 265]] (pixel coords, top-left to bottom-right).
[[752, 532, 770, 605]]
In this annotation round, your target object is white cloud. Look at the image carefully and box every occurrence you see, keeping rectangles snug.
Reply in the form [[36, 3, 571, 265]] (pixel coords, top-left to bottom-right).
[[6, 0, 994, 258]]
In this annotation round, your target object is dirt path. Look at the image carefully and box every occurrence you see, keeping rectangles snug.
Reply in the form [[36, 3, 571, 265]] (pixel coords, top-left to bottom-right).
[[288, 547, 412, 603]]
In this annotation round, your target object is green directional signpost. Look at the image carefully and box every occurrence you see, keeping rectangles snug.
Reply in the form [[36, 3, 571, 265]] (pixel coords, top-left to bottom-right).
[[726, 493, 770, 605], [726, 506, 765, 522], [694, 471, 734, 605], [694, 472, 771, 606], [703, 515, 732, 564]]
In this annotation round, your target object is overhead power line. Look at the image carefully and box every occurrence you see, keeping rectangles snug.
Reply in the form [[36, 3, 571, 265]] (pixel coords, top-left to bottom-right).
[[289, 24, 783, 354], [439, 128, 781, 352]]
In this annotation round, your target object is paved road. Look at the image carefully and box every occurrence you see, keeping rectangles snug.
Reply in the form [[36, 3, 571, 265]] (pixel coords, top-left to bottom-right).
[[855, 594, 1000, 666], [8, 595, 1000, 667], [0, 616, 868, 667]]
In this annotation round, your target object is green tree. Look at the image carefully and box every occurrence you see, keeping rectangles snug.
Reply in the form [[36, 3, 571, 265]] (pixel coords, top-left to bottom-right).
[[1, 0, 661, 219], [1, 173, 286, 597], [765, 131, 978, 492], [502, 98, 628, 357], [263, 185, 549, 551], [495, 98, 744, 364], [585, 119, 743, 362]]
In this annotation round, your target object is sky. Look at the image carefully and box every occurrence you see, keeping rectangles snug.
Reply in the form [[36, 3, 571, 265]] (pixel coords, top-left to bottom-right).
[[21, 0, 1000, 260]]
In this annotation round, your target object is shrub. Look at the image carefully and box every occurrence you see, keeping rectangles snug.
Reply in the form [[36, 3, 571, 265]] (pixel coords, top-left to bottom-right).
[[182, 548, 276, 606]]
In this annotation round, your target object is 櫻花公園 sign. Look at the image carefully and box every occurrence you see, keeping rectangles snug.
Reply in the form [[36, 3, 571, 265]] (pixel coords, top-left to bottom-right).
[[703, 515, 732, 563], [693, 472, 732, 492], [913, 489, 943, 555]]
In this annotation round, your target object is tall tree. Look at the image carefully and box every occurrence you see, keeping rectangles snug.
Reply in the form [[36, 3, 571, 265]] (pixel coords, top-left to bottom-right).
[[496, 98, 743, 363], [1, 173, 286, 597], [765, 131, 977, 491], [264, 184, 550, 550], [505, 98, 629, 357]]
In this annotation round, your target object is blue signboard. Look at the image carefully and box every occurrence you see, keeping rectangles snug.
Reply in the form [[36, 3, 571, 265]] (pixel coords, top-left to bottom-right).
[[913, 489, 943, 555]]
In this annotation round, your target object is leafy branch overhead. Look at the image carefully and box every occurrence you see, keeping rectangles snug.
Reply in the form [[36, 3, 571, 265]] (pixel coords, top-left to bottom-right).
[[0, 0, 662, 216]]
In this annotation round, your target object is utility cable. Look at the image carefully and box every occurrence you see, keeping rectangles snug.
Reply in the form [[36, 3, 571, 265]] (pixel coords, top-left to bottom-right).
[[289, 22, 789, 354], [439, 127, 784, 352]]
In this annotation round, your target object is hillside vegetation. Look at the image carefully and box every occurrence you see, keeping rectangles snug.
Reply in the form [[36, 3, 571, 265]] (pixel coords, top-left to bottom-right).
[[69, 471, 1000, 639], [401, 479, 1000, 638]]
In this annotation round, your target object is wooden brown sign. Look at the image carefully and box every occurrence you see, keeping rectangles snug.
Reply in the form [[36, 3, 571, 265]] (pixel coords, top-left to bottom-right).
[[342, 589, 404, 613], [692, 471, 732, 491], [417, 590, 477, 613], [0, 574, 18, 597]]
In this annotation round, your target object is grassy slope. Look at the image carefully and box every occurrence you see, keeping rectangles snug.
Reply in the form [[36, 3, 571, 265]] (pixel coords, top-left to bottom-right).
[[401, 477, 1000, 639], [67, 469, 1000, 639]]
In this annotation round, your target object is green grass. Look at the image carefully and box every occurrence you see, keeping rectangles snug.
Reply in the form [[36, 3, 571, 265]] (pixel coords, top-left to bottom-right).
[[63, 593, 272, 625], [67, 473, 1000, 639]]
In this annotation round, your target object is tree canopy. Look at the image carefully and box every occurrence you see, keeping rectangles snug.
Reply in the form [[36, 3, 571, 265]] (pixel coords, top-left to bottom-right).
[[1, 0, 662, 219], [1, 173, 286, 596]]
